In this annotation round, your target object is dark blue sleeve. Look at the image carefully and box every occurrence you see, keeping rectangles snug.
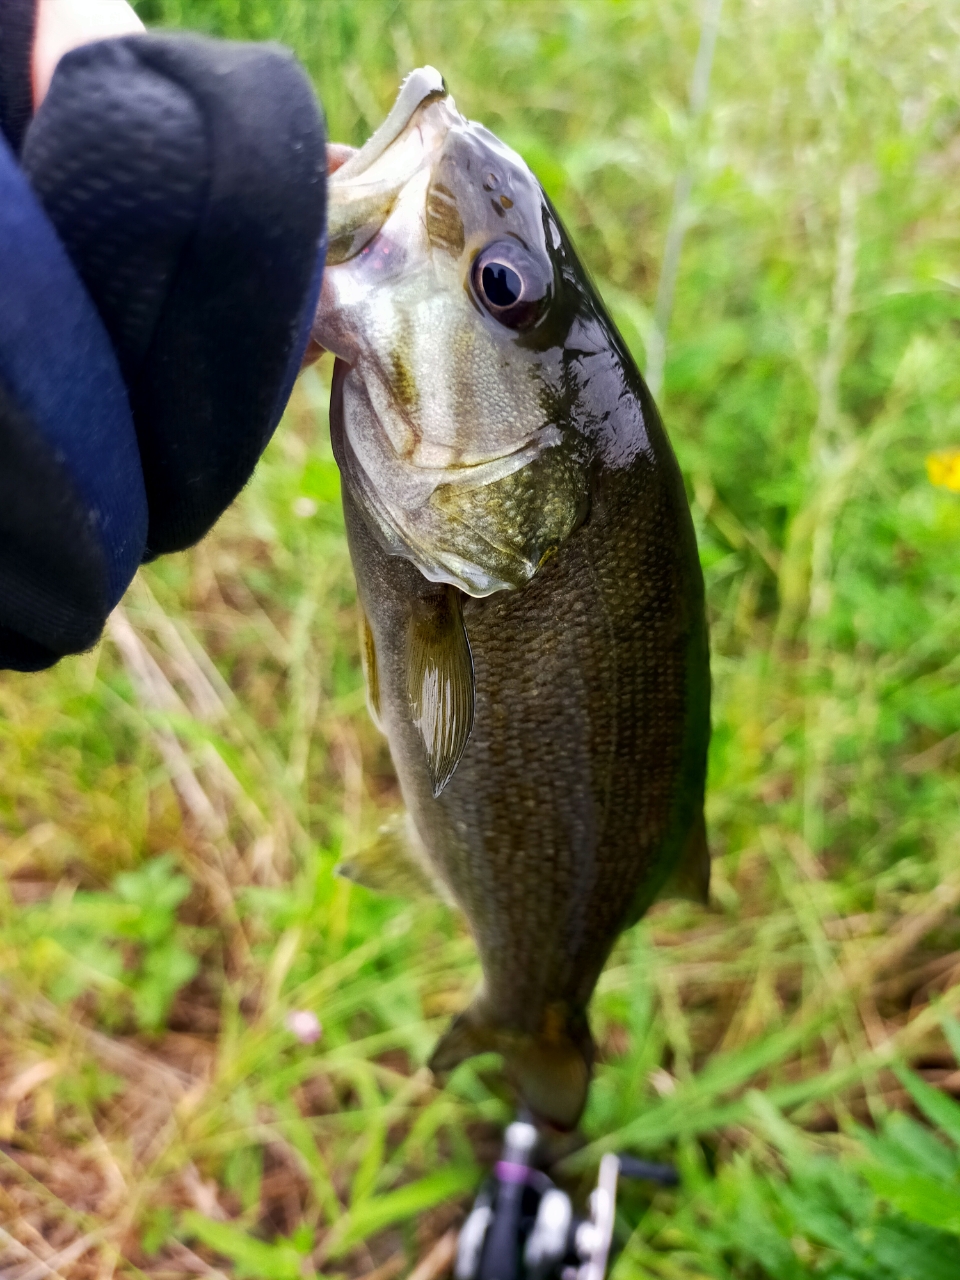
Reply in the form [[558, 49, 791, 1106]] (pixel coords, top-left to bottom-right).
[[23, 34, 328, 558], [0, 30, 327, 670], [0, 134, 146, 669]]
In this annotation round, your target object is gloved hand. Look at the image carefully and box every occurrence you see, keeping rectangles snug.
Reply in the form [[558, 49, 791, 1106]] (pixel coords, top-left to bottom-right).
[[0, 0, 327, 671]]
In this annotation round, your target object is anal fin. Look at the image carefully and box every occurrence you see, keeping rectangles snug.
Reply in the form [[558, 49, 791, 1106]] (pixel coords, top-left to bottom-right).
[[336, 812, 455, 905], [407, 585, 474, 797]]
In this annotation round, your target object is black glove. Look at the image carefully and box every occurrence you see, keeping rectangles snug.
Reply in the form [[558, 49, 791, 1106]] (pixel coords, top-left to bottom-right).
[[0, 6, 327, 670]]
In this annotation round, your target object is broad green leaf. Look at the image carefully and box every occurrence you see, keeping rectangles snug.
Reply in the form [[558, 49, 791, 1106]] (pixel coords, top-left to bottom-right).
[[872, 1218, 960, 1280], [860, 1167, 960, 1236]]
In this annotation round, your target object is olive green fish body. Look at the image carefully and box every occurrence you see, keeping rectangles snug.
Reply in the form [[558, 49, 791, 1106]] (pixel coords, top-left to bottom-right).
[[317, 69, 710, 1127]]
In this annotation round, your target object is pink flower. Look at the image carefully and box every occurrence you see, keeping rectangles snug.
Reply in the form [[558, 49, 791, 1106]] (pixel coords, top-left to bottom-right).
[[285, 1010, 323, 1045]]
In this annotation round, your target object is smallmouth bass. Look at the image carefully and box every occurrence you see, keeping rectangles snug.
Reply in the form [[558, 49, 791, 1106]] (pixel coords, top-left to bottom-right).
[[313, 69, 710, 1128]]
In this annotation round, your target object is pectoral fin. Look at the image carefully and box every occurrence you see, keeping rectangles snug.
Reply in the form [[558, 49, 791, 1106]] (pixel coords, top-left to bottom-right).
[[358, 606, 383, 732], [655, 811, 711, 905], [407, 586, 474, 797], [336, 812, 454, 905]]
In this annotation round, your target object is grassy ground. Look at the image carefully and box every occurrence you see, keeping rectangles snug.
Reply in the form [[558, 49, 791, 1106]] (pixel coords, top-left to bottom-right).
[[4, 1, 960, 1275]]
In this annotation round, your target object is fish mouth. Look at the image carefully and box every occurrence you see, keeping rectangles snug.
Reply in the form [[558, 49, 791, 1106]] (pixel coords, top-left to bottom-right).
[[326, 67, 458, 264], [334, 67, 447, 180]]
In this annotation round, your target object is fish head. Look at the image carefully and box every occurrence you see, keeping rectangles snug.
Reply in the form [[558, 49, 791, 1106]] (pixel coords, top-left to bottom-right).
[[316, 68, 631, 597]]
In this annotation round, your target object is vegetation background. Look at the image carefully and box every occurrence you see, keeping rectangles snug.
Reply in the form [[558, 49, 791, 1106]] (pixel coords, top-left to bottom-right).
[[4, 0, 960, 1275]]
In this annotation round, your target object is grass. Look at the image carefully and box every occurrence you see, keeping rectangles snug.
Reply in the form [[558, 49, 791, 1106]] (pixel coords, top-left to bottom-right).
[[3, 0, 960, 1275]]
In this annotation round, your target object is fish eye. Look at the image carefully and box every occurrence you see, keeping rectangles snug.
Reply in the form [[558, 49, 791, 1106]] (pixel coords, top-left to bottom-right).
[[483, 261, 522, 306], [471, 240, 551, 330]]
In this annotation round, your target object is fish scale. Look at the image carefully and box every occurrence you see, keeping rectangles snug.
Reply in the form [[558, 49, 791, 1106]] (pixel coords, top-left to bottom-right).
[[316, 68, 710, 1127]]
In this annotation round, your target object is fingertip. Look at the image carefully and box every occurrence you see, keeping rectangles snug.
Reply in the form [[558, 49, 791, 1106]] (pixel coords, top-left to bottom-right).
[[32, 0, 144, 106]]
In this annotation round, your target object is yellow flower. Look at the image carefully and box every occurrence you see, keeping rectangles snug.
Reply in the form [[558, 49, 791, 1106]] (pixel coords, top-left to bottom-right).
[[926, 450, 960, 492]]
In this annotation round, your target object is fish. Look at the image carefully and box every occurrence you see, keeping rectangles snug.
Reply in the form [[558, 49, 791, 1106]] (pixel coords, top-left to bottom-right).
[[313, 68, 710, 1129]]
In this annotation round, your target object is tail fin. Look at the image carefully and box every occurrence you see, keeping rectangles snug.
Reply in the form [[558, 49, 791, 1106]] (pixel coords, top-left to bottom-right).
[[429, 999, 593, 1130]]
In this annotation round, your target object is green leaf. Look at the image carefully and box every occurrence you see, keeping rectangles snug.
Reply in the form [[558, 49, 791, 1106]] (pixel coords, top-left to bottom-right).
[[115, 853, 191, 913], [860, 1166, 960, 1235], [872, 1218, 960, 1280], [141, 1205, 175, 1258], [941, 1016, 960, 1067], [133, 942, 199, 1031], [328, 1165, 478, 1255], [180, 1213, 313, 1280], [894, 1067, 960, 1151]]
